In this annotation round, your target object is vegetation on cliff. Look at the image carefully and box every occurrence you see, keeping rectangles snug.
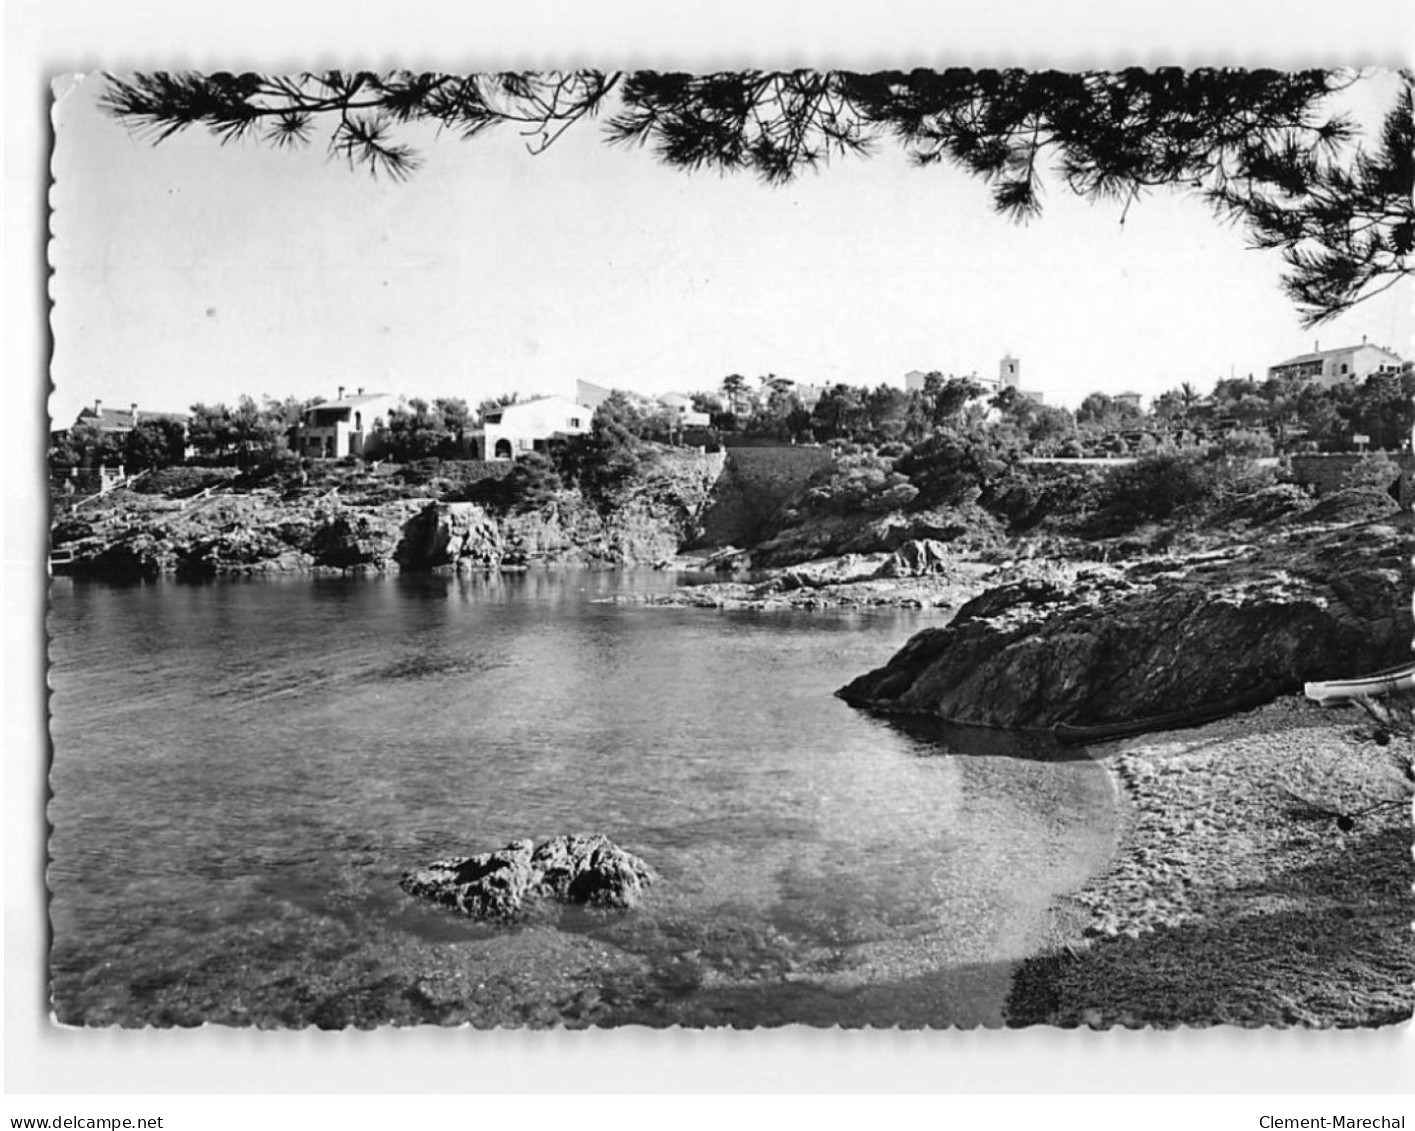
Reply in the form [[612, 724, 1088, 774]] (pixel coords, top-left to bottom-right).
[[50, 440, 723, 579]]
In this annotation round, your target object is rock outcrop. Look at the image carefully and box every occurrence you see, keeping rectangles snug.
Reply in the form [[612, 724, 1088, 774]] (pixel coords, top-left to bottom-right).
[[52, 472, 714, 578], [750, 503, 1006, 569], [395, 502, 505, 570], [874, 538, 954, 578], [400, 834, 655, 921], [838, 518, 1413, 730]]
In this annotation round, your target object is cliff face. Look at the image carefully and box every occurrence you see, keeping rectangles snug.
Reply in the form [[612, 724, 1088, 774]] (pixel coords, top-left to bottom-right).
[[52, 449, 727, 578], [838, 516, 1413, 730], [393, 492, 704, 572]]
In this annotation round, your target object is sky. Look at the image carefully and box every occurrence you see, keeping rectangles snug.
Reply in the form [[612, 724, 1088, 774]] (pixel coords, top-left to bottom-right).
[[49, 68, 1412, 427]]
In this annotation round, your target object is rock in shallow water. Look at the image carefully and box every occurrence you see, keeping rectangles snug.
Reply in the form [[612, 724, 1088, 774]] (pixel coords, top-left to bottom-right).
[[400, 834, 654, 921]]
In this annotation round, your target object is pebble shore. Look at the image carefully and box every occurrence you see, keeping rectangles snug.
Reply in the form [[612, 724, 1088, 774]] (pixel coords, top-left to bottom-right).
[[1007, 696, 1414, 1027]]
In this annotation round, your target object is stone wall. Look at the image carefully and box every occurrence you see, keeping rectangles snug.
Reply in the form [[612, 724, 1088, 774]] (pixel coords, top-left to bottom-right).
[[694, 445, 833, 548], [1288, 452, 1414, 496]]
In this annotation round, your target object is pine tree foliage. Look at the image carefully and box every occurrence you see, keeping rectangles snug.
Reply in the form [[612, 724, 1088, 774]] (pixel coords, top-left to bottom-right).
[[101, 68, 1413, 326]]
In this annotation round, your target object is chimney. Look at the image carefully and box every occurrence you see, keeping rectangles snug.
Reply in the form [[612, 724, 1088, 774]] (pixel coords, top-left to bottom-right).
[[94, 399, 102, 415], [130, 403, 139, 423], [357, 386, 364, 396], [1362, 334, 1367, 345], [337, 385, 345, 401]]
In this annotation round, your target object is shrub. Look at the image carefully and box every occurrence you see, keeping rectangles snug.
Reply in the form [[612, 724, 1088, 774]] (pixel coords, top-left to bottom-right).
[[1099, 450, 1214, 523], [1342, 451, 1403, 491], [131, 466, 239, 497], [797, 449, 905, 516], [462, 452, 563, 513], [895, 427, 1017, 509]]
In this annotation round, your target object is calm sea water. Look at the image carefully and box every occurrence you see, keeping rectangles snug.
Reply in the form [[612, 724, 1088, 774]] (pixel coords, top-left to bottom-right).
[[47, 569, 1116, 1028]]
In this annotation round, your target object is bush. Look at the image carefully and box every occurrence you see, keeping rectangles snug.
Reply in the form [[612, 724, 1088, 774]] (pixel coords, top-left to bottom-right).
[[796, 449, 912, 516], [1099, 450, 1214, 523], [1342, 451, 1403, 491], [396, 457, 444, 486], [131, 466, 240, 497], [461, 452, 563, 513], [985, 465, 1108, 531], [895, 427, 1017, 509]]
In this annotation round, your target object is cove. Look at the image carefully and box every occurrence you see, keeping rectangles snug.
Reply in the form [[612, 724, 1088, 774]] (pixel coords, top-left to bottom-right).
[[46, 569, 1116, 1027]]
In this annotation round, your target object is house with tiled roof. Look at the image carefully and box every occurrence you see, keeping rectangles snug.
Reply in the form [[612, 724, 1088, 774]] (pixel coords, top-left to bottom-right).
[[1267, 340, 1404, 389], [71, 400, 190, 433]]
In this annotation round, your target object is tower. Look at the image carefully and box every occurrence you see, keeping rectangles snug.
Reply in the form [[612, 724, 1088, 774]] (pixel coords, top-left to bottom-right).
[[1000, 354, 1020, 390]]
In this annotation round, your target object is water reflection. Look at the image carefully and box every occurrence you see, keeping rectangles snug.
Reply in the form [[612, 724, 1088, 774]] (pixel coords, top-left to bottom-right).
[[47, 570, 1115, 1027]]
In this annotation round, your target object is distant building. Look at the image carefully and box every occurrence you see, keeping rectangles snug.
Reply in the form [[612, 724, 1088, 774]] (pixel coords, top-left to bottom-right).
[[71, 400, 190, 435], [1267, 340, 1404, 388], [56, 400, 194, 468], [999, 356, 1045, 404], [905, 369, 1003, 396], [1114, 391, 1144, 412], [575, 380, 614, 413], [300, 388, 401, 459], [471, 395, 591, 460], [1000, 355, 1021, 389], [657, 393, 711, 429]]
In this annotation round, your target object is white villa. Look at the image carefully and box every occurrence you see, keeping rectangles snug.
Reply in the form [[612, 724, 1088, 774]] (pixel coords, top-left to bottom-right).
[[471, 395, 591, 460], [1267, 341, 1405, 388], [300, 388, 402, 459]]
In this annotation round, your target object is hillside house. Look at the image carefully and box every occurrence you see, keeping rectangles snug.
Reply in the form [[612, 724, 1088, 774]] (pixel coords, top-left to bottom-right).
[[300, 388, 401, 459], [55, 401, 193, 466], [575, 380, 614, 413], [657, 393, 712, 429], [471, 395, 591, 460], [1267, 341, 1404, 388], [71, 400, 190, 436]]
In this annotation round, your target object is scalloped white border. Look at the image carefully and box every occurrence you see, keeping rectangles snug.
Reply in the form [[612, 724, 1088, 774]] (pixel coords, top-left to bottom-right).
[[9, 0, 1415, 1101]]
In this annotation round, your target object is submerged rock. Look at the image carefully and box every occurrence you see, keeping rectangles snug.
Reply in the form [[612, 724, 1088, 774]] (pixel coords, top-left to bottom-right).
[[400, 834, 654, 921]]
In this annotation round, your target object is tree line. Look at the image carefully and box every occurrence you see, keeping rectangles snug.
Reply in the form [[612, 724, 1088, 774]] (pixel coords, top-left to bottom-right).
[[49, 363, 1413, 477], [687, 367, 1414, 456]]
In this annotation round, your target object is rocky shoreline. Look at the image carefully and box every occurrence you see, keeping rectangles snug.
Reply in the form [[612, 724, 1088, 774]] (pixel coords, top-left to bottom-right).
[[837, 514, 1412, 730], [50, 465, 1414, 1027], [616, 547, 1001, 610], [49, 487, 703, 579], [1005, 696, 1414, 1027]]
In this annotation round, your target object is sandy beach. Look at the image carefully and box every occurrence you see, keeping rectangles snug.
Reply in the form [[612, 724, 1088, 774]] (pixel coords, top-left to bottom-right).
[[1006, 695, 1414, 1027]]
